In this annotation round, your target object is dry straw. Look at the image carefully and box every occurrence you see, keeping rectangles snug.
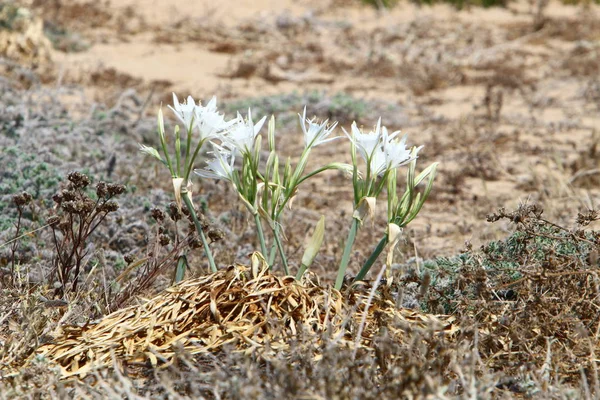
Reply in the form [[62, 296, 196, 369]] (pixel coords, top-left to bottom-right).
[[33, 253, 457, 378]]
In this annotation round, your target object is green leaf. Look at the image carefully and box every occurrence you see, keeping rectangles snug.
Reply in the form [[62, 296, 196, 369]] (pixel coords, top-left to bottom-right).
[[173, 254, 188, 283]]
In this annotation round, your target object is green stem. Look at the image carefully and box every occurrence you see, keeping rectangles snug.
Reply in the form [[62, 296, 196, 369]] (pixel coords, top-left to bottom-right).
[[182, 190, 217, 273], [267, 222, 280, 266], [185, 125, 193, 171], [253, 214, 268, 260], [158, 111, 175, 177], [354, 235, 388, 282], [160, 139, 175, 178], [335, 218, 360, 290], [175, 125, 182, 176], [268, 242, 277, 266], [272, 162, 345, 221], [184, 138, 206, 182], [272, 227, 289, 275]]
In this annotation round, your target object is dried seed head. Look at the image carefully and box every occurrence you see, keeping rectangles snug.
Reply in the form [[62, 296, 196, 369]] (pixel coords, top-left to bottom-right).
[[67, 171, 90, 189], [188, 211, 209, 229], [52, 192, 63, 204], [151, 207, 165, 222], [13, 191, 32, 206], [208, 229, 225, 243], [577, 210, 599, 226], [159, 234, 171, 246], [168, 202, 182, 221], [189, 235, 201, 249], [60, 189, 77, 202], [61, 201, 82, 214], [107, 183, 126, 196], [99, 201, 119, 213], [96, 181, 108, 198], [82, 198, 96, 214]]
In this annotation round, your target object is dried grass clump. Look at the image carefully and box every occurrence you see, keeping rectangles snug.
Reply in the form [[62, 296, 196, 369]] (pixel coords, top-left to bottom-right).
[[31, 254, 456, 379], [421, 204, 600, 384]]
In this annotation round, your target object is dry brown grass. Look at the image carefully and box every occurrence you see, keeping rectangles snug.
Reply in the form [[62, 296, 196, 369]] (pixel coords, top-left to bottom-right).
[[29, 254, 455, 379]]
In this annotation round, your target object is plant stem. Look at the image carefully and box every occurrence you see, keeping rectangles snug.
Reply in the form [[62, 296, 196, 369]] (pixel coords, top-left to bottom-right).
[[253, 214, 268, 260], [354, 235, 388, 282], [272, 227, 289, 275], [184, 138, 206, 182], [268, 242, 277, 266], [9, 206, 23, 285], [296, 264, 308, 280], [335, 218, 360, 290], [182, 190, 217, 272]]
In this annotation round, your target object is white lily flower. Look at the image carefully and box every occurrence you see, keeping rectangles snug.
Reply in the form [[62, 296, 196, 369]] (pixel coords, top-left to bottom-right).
[[369, 145, 388, 176], [194, 143, 235, 182], [169, 93, 196, 132], [346, 119, 383, 162], [299, 107, 339, 148], [193, 96, 232, 141], [221, 109, 267, 155], [381, 126, 415, 170], [345, 119, 419, 176], [384, 131, 418, 170]]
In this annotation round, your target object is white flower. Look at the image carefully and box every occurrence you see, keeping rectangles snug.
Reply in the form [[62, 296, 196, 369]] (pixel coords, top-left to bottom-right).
[[221, 109, 267, 155], [345, 119, 418, 176], [299, 107, 339, 148], [169, 93, 197, 132], [383, 129, 417, 170], [344, 119, 384, 174], [193, 96, 232, 141], [194, 144, 235, 182], [369, 145, 388, 176], [346, 119, 383, 163], [169, 94, 232, 141]]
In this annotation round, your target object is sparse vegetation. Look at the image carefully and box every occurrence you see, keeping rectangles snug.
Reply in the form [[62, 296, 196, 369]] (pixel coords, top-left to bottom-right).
[[2, 0, 600, 398]]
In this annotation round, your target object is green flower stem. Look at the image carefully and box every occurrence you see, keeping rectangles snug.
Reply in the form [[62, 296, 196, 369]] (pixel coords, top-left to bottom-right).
[[335, 218, 360, 290], [268, 242, 277, 266], [295, 163, 350, 187], [160, 139, 175, 178], [182, 189, 217, 273], [157, 115, 175, 178], [184, 138, 206, 182], [272, 226, 289, 275], [354, 235, 388, 282], [175, 125, 182, 175], [253, 214, 268, 260], [185, 125, 193, 171]]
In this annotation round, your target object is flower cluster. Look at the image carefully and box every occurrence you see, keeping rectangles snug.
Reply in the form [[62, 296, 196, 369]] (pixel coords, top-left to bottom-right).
[[345, 119, 419, 177], [141, 94, 437, 289]]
